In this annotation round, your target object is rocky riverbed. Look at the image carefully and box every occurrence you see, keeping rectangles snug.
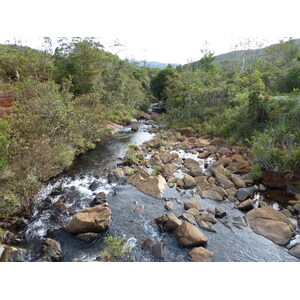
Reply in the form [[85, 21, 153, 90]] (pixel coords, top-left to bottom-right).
[[1, 114, 300, 262]]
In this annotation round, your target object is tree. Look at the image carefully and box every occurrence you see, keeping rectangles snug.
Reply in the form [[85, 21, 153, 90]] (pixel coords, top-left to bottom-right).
[[150, 66, 178, 100]]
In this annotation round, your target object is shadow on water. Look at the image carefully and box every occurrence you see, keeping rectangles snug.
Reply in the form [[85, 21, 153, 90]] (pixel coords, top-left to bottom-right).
[[23, 120, 300, 262]]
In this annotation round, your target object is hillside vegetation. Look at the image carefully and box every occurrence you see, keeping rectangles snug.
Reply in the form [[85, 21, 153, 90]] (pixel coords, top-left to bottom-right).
[[0, 38, 155, 217], [0, 37, 299, 219], [151, 38, 300, 174]]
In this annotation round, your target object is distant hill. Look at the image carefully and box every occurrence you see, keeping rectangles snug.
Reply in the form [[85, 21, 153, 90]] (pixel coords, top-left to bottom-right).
[[186, 38, 300, 69], [138, 61, 181, 69]]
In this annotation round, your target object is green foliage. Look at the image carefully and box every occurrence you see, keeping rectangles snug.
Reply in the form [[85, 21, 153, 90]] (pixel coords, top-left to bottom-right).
[[100, 235, 132, 262], [150, 66, 178, 99], [152, 165, 162, 176], [277, 65, 300, 92], [224, 169, 233, 179], [125, 144, 142, 165], [0, 227, 4, 241], [0, 191, 19, 218], [0, 118, 10, 172], [0, 44, 54, 82], [251, 163, 263, 180], [0, 39, 153, 217]]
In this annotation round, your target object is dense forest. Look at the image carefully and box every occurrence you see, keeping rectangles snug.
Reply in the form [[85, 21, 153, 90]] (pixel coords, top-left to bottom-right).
[[0, 37, 299, 223]]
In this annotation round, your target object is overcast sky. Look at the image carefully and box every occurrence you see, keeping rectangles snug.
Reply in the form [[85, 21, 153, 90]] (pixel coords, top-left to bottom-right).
[[0, 0, 299, 64]]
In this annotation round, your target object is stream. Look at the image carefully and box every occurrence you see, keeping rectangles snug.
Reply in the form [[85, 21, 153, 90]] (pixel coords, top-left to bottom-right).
[[20, 120, 300, 262]]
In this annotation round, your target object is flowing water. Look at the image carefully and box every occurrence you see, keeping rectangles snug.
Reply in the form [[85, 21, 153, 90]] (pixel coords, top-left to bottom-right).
[[22, 120, 300, 262]]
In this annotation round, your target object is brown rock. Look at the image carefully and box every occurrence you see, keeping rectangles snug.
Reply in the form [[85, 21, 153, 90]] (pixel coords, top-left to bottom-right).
[[38, 238, 62, 262], [170, 152, 179, 159], [183, 175, 196, 188], [128, 171, 166, 199], [131, 124, 138, 132], [227, 160, 251, 174], [207, 145, 218, 153], [162, 163, 178, 177], [152, 243, 165, 259], [184, 158, 199, 169], [184, 197, 201, 210], [198, 151, 210, 159], [188, 166, 203, 177], [200, 189, 223, 201], [185, 208, 201, 216], [198, 139, 211, 147], [182, 213, 197, 225], [246, 206, 296, 245], [0, 245, 27, 262], [176, 178, 185, 188], [76, 232, 99, 243], [231, 175, 246, 188], [65, 203, 111, 234], [164, 201, 173, 210], [237, 199, 254, 211], [175, 221, 208, 248], [177, 127, 194, 135], [189, 247, 214, 262], [155, 213, 182, 232], [215, 172, 234, 189], [142, 238, 155, 251], [262, 171, 300, 189]]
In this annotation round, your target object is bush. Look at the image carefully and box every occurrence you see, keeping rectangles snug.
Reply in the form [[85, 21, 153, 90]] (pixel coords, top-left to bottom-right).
[[0, 118, 10, 173], [100, 235, 131, 262], [251, 163, 263, 180], [152, 165, 162, 176]]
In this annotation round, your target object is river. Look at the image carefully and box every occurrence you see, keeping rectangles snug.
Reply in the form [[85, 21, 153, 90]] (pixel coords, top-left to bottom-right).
[[21, 120, 300, 262]]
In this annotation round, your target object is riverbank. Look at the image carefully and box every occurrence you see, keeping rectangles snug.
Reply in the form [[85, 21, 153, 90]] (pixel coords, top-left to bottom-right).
[[1, 118, 300, 262], [117, 125, 300, 261]]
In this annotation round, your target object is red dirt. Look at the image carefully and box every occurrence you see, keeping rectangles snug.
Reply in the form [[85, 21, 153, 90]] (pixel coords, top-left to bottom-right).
[[0, 91, 13, 118]]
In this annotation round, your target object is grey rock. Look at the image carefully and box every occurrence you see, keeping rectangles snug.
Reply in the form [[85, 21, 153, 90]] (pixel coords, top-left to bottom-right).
[[152, 243, 165, 259], [142, 238, 156, 252], [237, 187, 254, 201], [289, 243, 300, 258]]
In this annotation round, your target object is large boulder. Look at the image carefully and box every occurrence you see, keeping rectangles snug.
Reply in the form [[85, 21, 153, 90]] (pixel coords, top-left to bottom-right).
[[188, 166, 203, 177], [188, 247, 214, 262], [227, 159, 251, 174], [128, 171, 166, 199], [245, 207, 296, 245], [236, 187, 254, 201], [237, 199, 254, 211], [65, 203, 111, 234], [184, 197, 201, 210], [183, 175, 196, 188], [289, 244, 300, 258], [162, 163, 178, 177], [38, 238, 62, 262], [174, 221, 208, 248], [200, 189, 223, 201], [215, 172, 234, 189], [262, 170, 300, 189], [184, 158, 199, 170], [0, 245, 27, 262], [155, 213, 182, 232], [231, 175, 246, 188]]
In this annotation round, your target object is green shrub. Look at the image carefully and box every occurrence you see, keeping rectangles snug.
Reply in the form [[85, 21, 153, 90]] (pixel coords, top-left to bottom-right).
[[152, 165, 162, 176], [100, 235, 131, 262], [251, 163, 263, 180], [0, 118, 10, 173]]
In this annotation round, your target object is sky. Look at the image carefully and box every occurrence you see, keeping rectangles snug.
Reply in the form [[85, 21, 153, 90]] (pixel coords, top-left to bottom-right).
[[0, 0, 299, 64]]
